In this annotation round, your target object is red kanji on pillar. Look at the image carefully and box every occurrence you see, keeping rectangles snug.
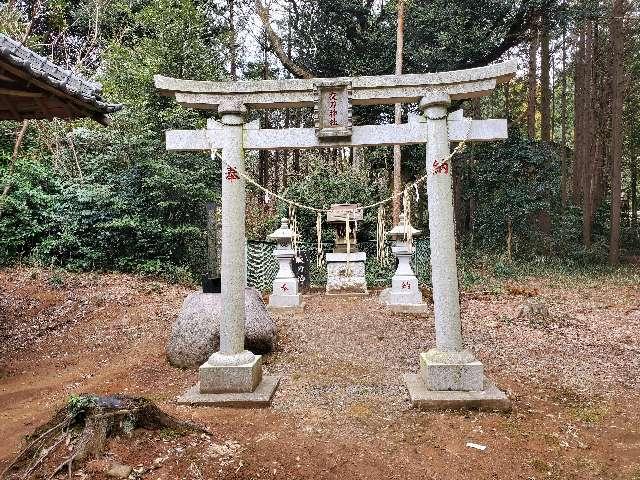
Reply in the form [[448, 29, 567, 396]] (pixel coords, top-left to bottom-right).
[[402, 281, 411, 290], [432, 160, 449, 175], [225, 165, 240, 182], [281, 283, 289, 292]]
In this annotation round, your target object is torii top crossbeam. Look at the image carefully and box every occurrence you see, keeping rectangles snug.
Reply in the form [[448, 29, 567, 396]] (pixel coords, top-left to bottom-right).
[[155, 61, 517, 152], [154, 60, 516, 110]]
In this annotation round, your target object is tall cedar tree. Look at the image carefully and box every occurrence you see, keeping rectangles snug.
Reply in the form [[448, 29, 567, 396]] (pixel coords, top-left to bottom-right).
[[609, 0, 626, 263], [392, 0, 405, 224]]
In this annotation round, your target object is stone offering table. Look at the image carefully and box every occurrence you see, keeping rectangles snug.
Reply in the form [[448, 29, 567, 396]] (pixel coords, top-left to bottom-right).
[[325, 252, 367, 295], [325, 204, 367, 295], [380, 213, 428, 313]]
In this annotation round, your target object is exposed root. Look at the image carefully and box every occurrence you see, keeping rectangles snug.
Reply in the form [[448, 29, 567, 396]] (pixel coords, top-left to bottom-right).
[[1, 395, 208, 480]]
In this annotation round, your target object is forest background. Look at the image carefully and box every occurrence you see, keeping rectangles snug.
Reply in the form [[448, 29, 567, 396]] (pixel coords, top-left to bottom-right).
[[0, 0, 638, 283]]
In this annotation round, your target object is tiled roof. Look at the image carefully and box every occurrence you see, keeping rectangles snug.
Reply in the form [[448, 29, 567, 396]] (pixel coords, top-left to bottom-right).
[[0, 33, 122, 116]]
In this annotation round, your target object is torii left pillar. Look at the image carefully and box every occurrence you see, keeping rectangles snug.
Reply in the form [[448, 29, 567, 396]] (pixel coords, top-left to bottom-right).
[[178, 100, 280, 407]]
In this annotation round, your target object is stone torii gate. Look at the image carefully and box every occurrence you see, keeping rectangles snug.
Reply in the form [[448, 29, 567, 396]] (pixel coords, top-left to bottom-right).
[[155, 60, 516, 409]]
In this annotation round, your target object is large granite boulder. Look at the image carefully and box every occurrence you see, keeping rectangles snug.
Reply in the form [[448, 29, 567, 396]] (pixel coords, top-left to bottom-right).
[[166, 288, 277, 369]]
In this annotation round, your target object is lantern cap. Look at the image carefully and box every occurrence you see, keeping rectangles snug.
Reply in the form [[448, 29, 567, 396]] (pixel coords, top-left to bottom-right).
[[267, 217, 297, 241], [387, 213, 421, 238]]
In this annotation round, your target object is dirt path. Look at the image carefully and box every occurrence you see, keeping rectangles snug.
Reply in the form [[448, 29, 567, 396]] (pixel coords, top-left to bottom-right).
[[1, 268, 639, 479]]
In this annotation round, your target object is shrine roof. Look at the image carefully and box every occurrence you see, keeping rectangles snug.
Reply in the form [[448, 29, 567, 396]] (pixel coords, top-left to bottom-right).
[[0, 33, 123, 125]]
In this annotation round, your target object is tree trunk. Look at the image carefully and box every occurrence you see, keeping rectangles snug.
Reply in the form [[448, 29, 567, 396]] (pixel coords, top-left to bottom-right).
[[540, 17, 552, 142], [257, 32, 269, 204], [283, 108, 290, 189], [527, 20, 538, 140], [0, 120, 29, 218], [255, 0, 313, 79], [282, 149, 288, 188], [282, 5, 293, 189], [608, 0, 626, 264], [469, 192, 476, 248], [631, 151, 637, 237], [582, 20, 595, 248], [352, 147, 363, 170], [453, 157, 465, 244], [551, 51, 556, 141], [273, 150, 280, 193], [504, 82, 510, 120], [591, 22, 607, 215], [468, 108, 479, 247], [572, 27, 585, 205], [560, 27, 568, 207], [293, 110, 301, 174], [392, 0, 405, 225], [506, 218, 513, 262], [227, 0, 237, 80]]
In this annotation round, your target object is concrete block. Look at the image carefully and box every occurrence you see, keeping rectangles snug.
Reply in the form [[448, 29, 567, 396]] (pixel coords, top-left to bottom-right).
[[268, 292, 302, 308], [419, 350, 484, 391], [178, 376, 280, 408], [325, 291, 368, 297], [391, 275, 419, 293], [199, 354, 262, 393], [389, 289, 423, 305], [387, 303, 430, 314], [404, 373, 510, 412], [325, 252, 366, 262], [267, 303, 305, 315]]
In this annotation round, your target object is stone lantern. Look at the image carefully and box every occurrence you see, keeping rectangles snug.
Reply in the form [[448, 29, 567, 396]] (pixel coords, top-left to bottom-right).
[[380, 213, 428, 313], [267, 218, 304, 312]]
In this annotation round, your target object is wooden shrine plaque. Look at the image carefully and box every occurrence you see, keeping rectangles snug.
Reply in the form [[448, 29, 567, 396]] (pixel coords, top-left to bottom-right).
[[326, 203, 363, 223], [313, 80, 352, 138]]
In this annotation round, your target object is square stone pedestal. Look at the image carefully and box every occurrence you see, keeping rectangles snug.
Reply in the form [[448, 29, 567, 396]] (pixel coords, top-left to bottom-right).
[[268, 303, 305, 315], [419, 350, 484, 391], [390, 276, 422, 302], [177, 377, 280, 408], [177, 355, 280, 407], [388, 303, 429, 313], [200, 355, 262, 393], [404, 349, 510, 412]]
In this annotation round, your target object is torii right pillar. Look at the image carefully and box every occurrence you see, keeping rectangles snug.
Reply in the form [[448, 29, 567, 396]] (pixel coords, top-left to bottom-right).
[[404, 91, 510, 411]]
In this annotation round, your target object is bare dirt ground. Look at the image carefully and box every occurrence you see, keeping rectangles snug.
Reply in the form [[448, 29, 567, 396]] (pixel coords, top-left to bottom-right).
[[0, 266, 639, 479]]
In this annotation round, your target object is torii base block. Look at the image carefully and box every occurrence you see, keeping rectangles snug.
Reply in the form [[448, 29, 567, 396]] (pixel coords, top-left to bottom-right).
[[177, 377, 280, 408], [403, 374, 510, 412], [404, 350, 510, 411], [177, 355, 280, 407]]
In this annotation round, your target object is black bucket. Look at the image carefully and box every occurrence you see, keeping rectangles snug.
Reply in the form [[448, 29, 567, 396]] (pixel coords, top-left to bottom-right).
[[202, 274, 221, 293]]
